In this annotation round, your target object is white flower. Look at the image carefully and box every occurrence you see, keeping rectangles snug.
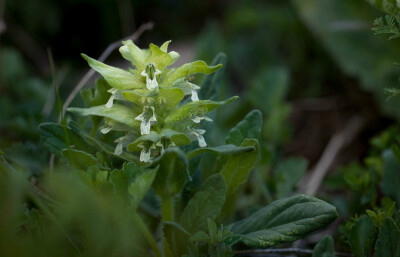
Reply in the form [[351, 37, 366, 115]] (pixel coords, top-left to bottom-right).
[[100, 126, 112, 134], [173, 79, 201, 102], [138, 142, 156, 162], [190, 114, 213, 124], [140, 148, 151, 162], [191, 87, 200, 101], [114, 140, 123, 155], [189, 128, 207, 148], [141, 67, 161, 90], [135, 106, 157, 135], [106, 88, 119, 108]]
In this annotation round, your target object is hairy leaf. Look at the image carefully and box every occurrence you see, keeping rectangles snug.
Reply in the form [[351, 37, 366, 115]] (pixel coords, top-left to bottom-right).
[[220, 139, 259, 196], [349, 215, 378, 257], [165, 96, 238, 125], [68, 104, 139, 128], [225, 109, 263, 146], [312, 236, 335, 257], [230, 195, 338, 248], [374, 218, 400, 257], [180, 173, 227, 233], [81, 54, 145, 90], [160, 60, 223, 87]]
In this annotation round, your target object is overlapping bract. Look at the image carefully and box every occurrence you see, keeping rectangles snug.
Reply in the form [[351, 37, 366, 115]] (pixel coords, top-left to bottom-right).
[[68, 41, 236, 162]]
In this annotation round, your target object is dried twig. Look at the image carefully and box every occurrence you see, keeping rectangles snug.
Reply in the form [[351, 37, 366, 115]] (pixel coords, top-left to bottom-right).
[[60, 21, 154, 121], [301, 115, 365, 196], [235, 248, 353, 257]]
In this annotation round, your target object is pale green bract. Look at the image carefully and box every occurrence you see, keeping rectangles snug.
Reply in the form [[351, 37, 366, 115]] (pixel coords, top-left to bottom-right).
[[68, 41, 236, 162]]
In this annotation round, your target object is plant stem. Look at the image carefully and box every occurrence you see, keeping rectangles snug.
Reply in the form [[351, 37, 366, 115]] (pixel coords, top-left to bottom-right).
[[133, 212, 162, 257], [161, 195, 174, 257]]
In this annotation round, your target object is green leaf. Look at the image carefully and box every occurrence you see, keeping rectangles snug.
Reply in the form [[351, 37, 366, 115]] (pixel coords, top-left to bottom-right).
[[199, 53, 227, 101], [180, 173, 227, 234], [187, 144, 256, 160], [80, 78, 111, 107], [274, 157, 308, 199], [189, 231, 210, 242], [128, 167, 158, 210], [128, 129, 190, 152], [225, 109, 263, 146], [160, 60, 223, 87], [39, 122, 95, 157], [160, 41, 171, 52], [349, 215, 378, 257], [147, 43, 173, 70], [67, 121, 140, 164], [81, 54, 145, 90], [119, 40, 148, 71], [312, 236, 335, 257], [110, 162, 157, 209], [220, 139, 259, 196], [150, 148, 189, 197], [165, 96, 238, 126], [62, 149, 98, 170], [68, 104, 139, 128], [230, 194, 338, 248], [40, 122, 139, 164], [122, 87, 184, 110], [382, 149, 400, 204], [374, 218, 400, 257]]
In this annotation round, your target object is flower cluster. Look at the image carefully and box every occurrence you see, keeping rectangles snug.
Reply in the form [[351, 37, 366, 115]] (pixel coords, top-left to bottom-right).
[[69, 41, 236, 162]]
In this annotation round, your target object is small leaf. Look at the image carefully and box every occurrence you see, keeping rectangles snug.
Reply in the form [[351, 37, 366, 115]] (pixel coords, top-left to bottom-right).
[[226, 109, 263, 146], [81, 54, 145, 90], [374, 218, 400, 257], [189, 231, 210, 242], [160, 60, 223, 87], [68, 104, 139, 128], [312, 236, 335, 257], [180, 173, 226, 233], [230, 194, 338, 248], [349, 215, 378, 257], [207, 218, 218, 238]]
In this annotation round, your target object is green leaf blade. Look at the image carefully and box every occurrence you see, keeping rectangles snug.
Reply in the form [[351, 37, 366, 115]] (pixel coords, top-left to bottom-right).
[[231, 194, 338, 248]]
